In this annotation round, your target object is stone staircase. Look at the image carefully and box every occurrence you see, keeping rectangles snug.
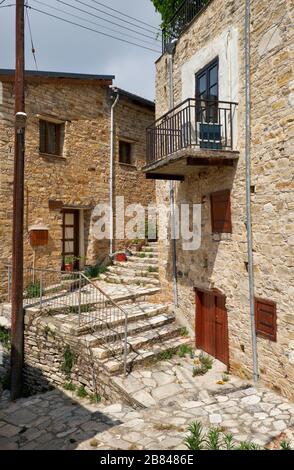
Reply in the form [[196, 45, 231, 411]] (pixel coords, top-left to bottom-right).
[[39, 242, 192, 378], [100, 243, 160, 288]]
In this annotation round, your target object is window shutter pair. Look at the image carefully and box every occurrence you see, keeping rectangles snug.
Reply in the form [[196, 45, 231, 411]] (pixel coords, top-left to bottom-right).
[[210, 190, 232, 233]]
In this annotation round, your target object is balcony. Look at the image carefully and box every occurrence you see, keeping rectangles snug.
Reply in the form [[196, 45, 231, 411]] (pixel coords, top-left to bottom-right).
[[162, 0, 211, 53], [144, 99, 239, 181]]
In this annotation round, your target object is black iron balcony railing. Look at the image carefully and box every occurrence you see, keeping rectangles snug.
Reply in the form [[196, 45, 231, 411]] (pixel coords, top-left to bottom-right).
[[146, 98, 238, 165], [162, 0, 211, 53]]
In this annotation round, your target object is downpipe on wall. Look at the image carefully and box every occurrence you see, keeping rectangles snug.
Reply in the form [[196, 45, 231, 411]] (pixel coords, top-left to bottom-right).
[[167, 40, 179, 308], [245, 0, 259, 383], [109, 87, 120, 257]]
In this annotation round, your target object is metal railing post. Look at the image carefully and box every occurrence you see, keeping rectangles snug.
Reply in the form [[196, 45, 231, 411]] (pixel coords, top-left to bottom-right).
[[78, 272, 82, 327], [123, 313, 128, 376], [39, 271, 43, 310]]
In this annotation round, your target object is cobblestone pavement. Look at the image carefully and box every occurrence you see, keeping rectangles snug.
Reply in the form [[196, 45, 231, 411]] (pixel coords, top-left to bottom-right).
[[1, 357, 294, 450]]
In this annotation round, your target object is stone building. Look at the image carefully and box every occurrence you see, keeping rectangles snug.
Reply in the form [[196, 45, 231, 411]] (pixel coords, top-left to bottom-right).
[[144, 0, 294, 399], [0, 70, 155, 281]]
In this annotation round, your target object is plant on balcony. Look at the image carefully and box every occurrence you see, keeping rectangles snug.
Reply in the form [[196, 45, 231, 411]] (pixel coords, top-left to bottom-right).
[[151, 0, 185, 29]]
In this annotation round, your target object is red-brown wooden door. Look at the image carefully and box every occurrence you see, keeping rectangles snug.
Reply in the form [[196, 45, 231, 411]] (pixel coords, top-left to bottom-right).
[[62, 209, 80, 270], [196, 290, 229, 366]]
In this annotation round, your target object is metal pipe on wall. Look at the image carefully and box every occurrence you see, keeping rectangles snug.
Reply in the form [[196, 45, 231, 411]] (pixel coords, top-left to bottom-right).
[[109, 88, 120, 257], [167, 46, 179, 308], [244, 0, 259, 383]]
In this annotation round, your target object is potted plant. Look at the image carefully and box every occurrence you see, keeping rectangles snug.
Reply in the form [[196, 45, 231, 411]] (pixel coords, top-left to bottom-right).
[[116, 252, 127, 262], [64, 255, 75, 272]]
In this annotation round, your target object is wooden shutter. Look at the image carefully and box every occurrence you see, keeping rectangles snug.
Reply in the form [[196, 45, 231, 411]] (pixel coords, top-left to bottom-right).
[[210, 189, 232, 233], [39, 120, 46, 153], [255, 298, 277, 342], [119, 141, 132, 165]]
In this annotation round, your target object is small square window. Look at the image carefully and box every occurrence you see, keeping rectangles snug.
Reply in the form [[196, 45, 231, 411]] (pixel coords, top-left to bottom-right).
[[255, 298, 277, 342], [119, 141, 132, 165], [40, 120, 63, 156], [210, 190, 232, 233]]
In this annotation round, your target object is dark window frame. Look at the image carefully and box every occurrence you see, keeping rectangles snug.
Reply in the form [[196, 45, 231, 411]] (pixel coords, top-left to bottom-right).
[[210, 189, 232, 234], [196, 57, 219, 123], [39, 119, 63, 156], [119, 140, 133, 166], [255, 297, 277, 342]]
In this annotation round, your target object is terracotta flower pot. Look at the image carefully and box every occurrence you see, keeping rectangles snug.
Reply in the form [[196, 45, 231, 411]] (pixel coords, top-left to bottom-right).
[[64, 263, 74, 272], [116, 253, 127, 262]]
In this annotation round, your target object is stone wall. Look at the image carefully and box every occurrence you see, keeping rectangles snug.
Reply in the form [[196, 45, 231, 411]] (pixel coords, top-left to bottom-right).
[[0, 78, 155, 294], [23, 309, 141, 407], [155, 0, 294, 400]]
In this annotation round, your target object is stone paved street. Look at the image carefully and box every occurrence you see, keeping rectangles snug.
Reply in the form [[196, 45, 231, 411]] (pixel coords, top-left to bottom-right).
[[1, 356, 294, 450]]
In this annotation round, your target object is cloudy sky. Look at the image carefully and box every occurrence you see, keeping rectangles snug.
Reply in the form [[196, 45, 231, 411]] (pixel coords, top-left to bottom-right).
[[0, 0, 161, 100]]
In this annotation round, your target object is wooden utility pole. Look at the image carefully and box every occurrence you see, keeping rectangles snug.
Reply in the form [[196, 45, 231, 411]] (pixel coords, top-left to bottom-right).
[[10, 0, 26, 401]]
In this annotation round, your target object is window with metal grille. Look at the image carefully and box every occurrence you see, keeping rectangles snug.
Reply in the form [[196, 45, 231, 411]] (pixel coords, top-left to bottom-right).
[[39, 120, 63, 156], [210, 190, 232, 233], [255, 298, 277, 342], [119, 141, 133, 165]]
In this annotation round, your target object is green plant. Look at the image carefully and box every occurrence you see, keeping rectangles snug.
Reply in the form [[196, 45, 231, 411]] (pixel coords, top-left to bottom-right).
[[148, 266, 158, 273], [280, 440, 291, 450], [222, 372, 230, 382], [61, 345, 75, 377], [84, 265, 108, 279], [184, 422, 206, 450], [64, 382, 76, 392], [192, 365, 207, 377], [64, 255, 76, 265], [238, 441, 261, 450], [0, 326, 10, 348], [69, 304, 92, 314], [151, 0, 209, 30], [180, 327, 189, 337], [90, 393, 102, 404], [160, 349, 175, 360], [199, 352, 213, 370], [177, 344, 193, 358], [139, 253, 146, 258], [76, 385, 88, 398], [185, 421, 262, 451], [25, 281, 44, 299]]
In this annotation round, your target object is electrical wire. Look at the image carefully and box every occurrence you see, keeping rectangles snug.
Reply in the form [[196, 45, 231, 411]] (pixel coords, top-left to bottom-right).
[[72, 0, 158, 35], [26, 5, 161, 54], [25, 1, 39, 71], [58, 0, 160, 42], [87, 0, 160, 32], [31, 0, 159, 47]]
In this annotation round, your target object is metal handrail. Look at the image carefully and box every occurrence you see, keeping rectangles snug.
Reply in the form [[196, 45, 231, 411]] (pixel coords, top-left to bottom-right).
[[80, 272, 129, 375], [1, 266, 129, 375]]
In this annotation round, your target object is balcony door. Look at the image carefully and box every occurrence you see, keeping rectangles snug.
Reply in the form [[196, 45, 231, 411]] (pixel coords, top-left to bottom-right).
[[196, 59, 221, 148]]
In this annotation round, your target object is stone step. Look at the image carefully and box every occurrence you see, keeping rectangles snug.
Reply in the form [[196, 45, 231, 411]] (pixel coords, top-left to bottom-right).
[[102, 337, 193, 375], [141, 246, 159, 253], [107, 266, 159, 279], [127, 257, 158, 266], [113, 261, 158, 271], [101, 274, 160, 287], [76, 302, 169, 335], [90, 314, 177, 354]]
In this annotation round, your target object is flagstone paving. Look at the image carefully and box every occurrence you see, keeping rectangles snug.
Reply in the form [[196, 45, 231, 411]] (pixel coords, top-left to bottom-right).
[[1, 356, 294, 450]]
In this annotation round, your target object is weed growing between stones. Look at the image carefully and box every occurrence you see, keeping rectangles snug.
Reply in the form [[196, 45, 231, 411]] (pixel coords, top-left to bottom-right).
[[177, 344, 194, 358], [184, 421, 292, 450], [61, 345, 75, 378], [25, 281, 44, 299], [192, 353, 214, 377], [180, 327, 189, 337], [76, 385, 88, 398], [0, 326, 10, 348]]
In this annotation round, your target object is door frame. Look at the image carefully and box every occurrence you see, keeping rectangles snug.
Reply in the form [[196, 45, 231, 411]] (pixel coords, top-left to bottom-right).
[[62, 209, 80, 270], [195, 287, 229, 367]]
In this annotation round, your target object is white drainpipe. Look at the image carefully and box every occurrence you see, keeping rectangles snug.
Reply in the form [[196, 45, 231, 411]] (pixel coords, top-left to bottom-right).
[[109, 88, 120, 257]]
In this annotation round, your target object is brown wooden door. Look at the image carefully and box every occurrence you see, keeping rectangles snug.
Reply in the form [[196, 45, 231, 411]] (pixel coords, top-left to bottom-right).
[[196, 290, 229, 366], [62, 209, 80, 270]]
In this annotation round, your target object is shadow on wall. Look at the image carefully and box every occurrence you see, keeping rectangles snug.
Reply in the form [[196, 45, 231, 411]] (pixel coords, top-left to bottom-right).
[[166, 162, 239, 301], [0, 363, 123, 450]]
